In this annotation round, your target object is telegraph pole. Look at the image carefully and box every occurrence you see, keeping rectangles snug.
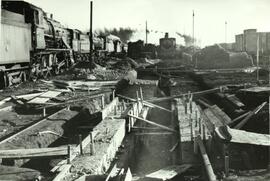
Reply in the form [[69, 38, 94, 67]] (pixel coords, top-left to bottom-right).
[[256, 35, 260, 81], [192, 10, 194, 51], [225, 21, 227, 50], [145, 21, 148, 44], [89, 1, 93, 68]]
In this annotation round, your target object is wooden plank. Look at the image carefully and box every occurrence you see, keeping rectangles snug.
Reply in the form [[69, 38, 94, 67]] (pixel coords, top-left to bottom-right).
[[68, 80, 118, 87], [0, 106, 13, 112], [146, 164, 192, 180], [117, 94, 171, 112], [0, 92, 44, 106], [128, 114, 176, 133], [135, 132, 173, 136], [0, 147, 71, 159], [0, 108, 68, 145], [147, 87, 222, 103], [225, 94, 244, 108], [239, 86, 270, 93], [41, 92, 109, 109], [210, 105, 231, 125], [215, 126, 270, 146], [204, 108, 225, 128], [228, 111, 251, 126], [28, 91, 62, 104], [234, 102, 267, 129], [195, 135, 217, 181]]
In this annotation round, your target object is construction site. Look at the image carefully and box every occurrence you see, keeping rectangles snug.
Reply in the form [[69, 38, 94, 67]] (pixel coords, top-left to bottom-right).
[[0, 0, 270, 181]]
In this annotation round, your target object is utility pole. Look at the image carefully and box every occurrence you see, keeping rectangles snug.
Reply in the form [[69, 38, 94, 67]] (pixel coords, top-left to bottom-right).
[[192, 10, 194, 51], [89, 1, 93, 68], [145, 21, 148, 44], [256, 35, 260, 81], [225, 21, 227, 50], [192, 10, 195, 63]]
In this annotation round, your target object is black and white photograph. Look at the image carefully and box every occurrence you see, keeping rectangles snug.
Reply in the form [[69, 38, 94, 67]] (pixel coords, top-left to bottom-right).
[[0, 0, 270, 180]]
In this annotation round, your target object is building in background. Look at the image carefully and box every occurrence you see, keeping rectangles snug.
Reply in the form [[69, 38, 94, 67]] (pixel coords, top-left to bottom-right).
[[235, 29, 270, 55]]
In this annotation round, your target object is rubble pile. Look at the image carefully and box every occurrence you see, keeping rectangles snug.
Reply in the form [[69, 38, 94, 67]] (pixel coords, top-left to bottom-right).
[[195, 44, 253, 69]]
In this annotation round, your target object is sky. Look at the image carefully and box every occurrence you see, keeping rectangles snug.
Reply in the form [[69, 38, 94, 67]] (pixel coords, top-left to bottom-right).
[[26, 0, 270, 47]]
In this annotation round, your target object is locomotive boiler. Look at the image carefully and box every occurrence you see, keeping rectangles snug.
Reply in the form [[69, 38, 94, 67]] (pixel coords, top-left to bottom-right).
[[0, 1, 124, 89]]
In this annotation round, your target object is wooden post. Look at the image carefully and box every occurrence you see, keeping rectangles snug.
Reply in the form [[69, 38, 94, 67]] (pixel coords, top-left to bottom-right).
[[101, 95, 105, 109], [43, 107, 46, 117], [128, 116, 131, 132], [114, 104, 117, 115], [139, 87, 144, 105], [202, 124, 206, 141], [199, 118, 202, 134], [136, 91, 140, 115], [190, 114, 193, 141], [225, 155, 229, 177], [90, 132, 95, 155], [179, 125, 182, 163], [67, 145, 71, 164], [194, 131, 199, 154], [79, 134, 83, 155], [184, 101, 187, 114], [189, 94, 193, 113], [195, 110, 198, 127], [122, 100, 126, 110], [112, 89, 115, 100]]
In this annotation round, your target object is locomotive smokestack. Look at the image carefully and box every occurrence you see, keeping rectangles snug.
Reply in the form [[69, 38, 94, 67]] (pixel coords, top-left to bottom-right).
[[50, 14, 53, 19]]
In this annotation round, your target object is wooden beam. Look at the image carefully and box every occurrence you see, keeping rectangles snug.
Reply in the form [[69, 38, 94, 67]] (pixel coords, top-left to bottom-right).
[[0, 92, 44, 106], [146, 164, 192, 180], [40, 92, 107, 109], [0, 108, 68, 145], [228, 111, 251, 127], [0, 147, 71, 159], [117, 94, 172, 112], [234, 102, 266, 129], [215, 126, 270, 146], [135, 132, 173, 136], [146, 87, 223, 103], [28, 91, 62, 104], [195, 135, 217, 181], [128, 114, 176, 133]]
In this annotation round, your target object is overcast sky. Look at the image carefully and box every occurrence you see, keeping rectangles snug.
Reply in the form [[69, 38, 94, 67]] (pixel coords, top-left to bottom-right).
[[27, 0, 270, 47]]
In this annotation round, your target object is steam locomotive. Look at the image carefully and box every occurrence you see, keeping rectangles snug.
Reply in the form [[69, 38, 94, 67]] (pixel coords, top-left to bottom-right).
[[0, 1, 123, 88], [158, 33, 181, 59], [127, 33, 181, 59]]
